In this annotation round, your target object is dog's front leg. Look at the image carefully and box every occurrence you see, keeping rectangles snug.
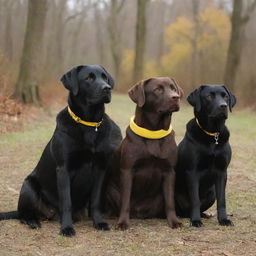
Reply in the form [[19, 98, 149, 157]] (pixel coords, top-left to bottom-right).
[[90, 169, 110, 231], [186, 170, 202, 227], [57, 166, 75, 236], [163, 170, 182, 228], [215, 170, 234, 226], [117, 168, 132, 230]]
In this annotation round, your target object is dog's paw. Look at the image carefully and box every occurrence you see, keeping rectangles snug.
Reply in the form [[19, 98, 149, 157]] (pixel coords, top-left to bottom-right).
[[20, 219, 41, 229], [219, 219, 234, 226], [190, 220, 203, 227], [168, 217, 183, 229], [116, 222, 129, 231], [60, 226, 76, 237], [94, 222, 110, 231], [171, 220, 183, 229]]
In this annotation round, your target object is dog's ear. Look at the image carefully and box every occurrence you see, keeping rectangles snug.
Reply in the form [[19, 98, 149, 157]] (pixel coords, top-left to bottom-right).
[[187, 86, 205, 112], [128, 81, 145, 107], [222, 85, 236, 112], [100, 65, 115, 88], [128, 78, 152, 107], [171, 78, 184, 98], [60, 65, 85, 96]]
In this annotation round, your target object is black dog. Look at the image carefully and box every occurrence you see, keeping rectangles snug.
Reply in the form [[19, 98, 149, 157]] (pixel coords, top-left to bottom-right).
[[175, 85, 236, 227], [0, 65, 122, 236]]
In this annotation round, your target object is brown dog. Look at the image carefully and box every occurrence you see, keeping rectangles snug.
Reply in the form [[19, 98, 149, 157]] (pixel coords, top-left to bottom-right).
[[105, 77, 183, 230]]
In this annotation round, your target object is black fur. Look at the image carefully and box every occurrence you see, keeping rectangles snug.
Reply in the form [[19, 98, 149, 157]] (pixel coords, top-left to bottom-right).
[[175, 85, 236, 227], [0, 65, 122, 236]]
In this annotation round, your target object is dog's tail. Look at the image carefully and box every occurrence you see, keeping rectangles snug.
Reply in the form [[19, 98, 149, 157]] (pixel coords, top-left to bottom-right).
[[0, 211, 19, 220]]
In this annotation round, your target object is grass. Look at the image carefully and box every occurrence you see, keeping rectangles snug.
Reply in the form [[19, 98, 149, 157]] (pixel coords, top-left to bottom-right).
[[0, 93, 256, 256]]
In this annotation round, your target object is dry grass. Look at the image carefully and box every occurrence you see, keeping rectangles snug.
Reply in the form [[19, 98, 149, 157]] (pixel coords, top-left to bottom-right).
[[0, 93, 255, 256]]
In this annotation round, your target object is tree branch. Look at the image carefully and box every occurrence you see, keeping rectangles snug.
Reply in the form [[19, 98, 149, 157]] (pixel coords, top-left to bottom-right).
[[64, 0, 91, 25], [64, 11, 83, 24]]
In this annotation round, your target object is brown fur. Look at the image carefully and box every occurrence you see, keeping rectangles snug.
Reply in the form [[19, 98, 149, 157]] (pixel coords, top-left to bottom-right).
[[105, 77, 184, 230]]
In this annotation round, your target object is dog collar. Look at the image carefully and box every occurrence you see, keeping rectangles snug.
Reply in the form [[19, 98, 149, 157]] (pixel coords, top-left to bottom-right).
[[196, 118, 219, 144], [129, 116, 172, 139], [68, 106, 102, 131]]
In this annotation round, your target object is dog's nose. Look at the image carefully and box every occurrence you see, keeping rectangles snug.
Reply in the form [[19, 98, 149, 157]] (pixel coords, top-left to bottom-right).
[[220, 103, 228, 109], [171, 92, 180, 101], [172, 95, 180, 100], [102, 84, 111, 92]]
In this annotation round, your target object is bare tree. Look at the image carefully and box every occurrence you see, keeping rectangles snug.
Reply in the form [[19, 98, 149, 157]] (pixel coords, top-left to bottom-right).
[[42, 0, 69, 81], [224, 0, 256, 90], [64, 0, 90, 69], [93, 2, 107, 65], [133, 0, 150, 83], [146, 0, 167, 64], [191, 0, 200, 87], [14, 0, 48, 105], [108, 0, 126, 83]]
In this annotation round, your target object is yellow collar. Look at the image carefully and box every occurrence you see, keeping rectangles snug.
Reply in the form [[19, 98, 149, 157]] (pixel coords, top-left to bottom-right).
[[68, 106, 102, 131], [196, 118, 220, 144], [129, 116, 172, 139]]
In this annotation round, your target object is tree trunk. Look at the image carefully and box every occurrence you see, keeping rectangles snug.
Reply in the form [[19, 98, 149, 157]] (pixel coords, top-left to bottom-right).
[[133, 0, 149, 83], [155, 2, 166, 65], [14, 0, 48, 105], [191, 0, 200, 87], [94, 3, 106, 66], [69, 16, 85, 65], [224, 0, 256, 91], [42, 0, 67, 81], [224, 0, 244, 91], [108, 0, 125, 84]]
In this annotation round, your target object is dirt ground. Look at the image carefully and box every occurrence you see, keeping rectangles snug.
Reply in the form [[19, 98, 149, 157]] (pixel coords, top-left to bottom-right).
[[0, 93, 255, 256]]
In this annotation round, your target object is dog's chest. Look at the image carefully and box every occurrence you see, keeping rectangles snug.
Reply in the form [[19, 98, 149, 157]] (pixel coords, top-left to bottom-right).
[[145, 139, 175, 160], [82, 131, 98, 151], [198, 145, 230, 173], [68, 132, 110, 169], [132, 158, 168, 194]]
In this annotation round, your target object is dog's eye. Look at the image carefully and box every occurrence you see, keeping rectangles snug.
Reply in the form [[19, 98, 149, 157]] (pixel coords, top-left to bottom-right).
[[223, 94, 229, 100], [207, 95, 213, 100], [170, 84, 175, 90], [85, 76, 93, 82], [102, 74, 108, 82], [154, 86, 164, 93]]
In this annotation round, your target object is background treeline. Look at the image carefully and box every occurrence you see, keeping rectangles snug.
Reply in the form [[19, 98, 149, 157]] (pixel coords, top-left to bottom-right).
[[0, 0, 255, 107]]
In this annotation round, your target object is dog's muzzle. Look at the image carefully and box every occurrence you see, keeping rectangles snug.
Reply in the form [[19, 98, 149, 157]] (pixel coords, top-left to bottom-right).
[[101, 84, 112, 103]]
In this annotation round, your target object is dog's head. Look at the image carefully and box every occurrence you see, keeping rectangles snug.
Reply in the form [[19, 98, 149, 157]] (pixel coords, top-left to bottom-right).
[[60, 65, 114, 105], [187, 85, 236, 120], [128, 77, 183, 114]]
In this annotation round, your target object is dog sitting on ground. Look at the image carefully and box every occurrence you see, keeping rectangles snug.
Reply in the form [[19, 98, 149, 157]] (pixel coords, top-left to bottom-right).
[[105, 77, 183, 230], [0, 65, 122, 236], [175, 85, 236, 227]]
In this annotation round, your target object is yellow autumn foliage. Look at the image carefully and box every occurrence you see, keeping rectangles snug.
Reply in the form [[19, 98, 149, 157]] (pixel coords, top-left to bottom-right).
[[120, 49, 134, 87], [119, 7, 230, 89], [199, 7, 230, 48], [161, 7, 230, 87], [165, 16, 194, 46], [144, 60, 161, 79]]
